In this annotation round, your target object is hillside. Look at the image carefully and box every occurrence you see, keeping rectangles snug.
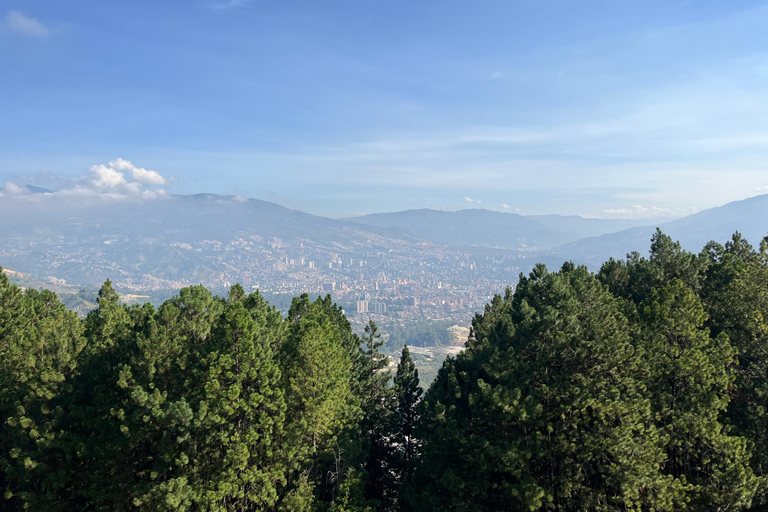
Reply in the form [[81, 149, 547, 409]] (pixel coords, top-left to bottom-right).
[[348, 208, 565, 250], [349, 209, 666, 250], [558, 194, 768, 266], [3, 192, 768, 296], [0, 193, 426, 289]]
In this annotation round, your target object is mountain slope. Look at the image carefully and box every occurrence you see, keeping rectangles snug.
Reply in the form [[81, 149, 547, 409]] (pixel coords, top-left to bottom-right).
[[0, 194, 424, 288], [348, 209, 565, 250], [349, 209, 676, 250], [558, 194, 768, 266], [526, 214, 668, 241]]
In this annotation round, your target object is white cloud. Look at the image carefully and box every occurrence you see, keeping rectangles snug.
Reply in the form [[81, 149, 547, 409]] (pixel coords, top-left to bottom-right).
[[0, 159, 173, 207], [2, 10, 49, 38], [463, 196, 481, 204], [109, 158, 168, 185], [602, 204, 697, 219], [89, 164, 129, 190], [0, 181, 27, 197], [2, 181, 28, 195], [500, 204, 521, 213]]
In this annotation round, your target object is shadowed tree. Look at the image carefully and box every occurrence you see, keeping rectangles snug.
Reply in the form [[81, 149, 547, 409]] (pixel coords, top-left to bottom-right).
[[413, 263, 676, 511], [391, 345, 422, 510]]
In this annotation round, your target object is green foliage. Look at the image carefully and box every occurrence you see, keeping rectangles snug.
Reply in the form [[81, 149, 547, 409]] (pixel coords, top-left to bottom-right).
[[701, 233, 768, 505], [385, 320, 453, 348], [638, 279, 756, 509], [329, 468, 376, 512], [414, 263, 673, 511], [0, 268, 85, 510], [2, 229, 768, 510], [281, 294, 360, 507], [598, 228, 708, 305], [358, 321, 395, 510], [391, 345, 422, 510]]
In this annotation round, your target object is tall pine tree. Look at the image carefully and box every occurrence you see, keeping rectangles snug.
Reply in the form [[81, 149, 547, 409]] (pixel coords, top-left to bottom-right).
[[391, 345, 422, 509]]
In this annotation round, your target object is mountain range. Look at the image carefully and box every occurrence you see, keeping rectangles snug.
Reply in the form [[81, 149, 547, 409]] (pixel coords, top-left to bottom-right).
[[2, 188, 767, 291], [347, 209, 674, 250]]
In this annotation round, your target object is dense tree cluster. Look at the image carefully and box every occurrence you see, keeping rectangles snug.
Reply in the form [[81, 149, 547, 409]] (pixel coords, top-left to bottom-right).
[[0, 277, 421, 511], [386, 321, 453, 348], [1, 229, 767, 510], [414, 230, 768, 511]]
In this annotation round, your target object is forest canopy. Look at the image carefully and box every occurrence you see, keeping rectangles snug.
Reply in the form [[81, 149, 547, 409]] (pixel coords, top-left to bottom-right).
[[1, 229, 767, 511]]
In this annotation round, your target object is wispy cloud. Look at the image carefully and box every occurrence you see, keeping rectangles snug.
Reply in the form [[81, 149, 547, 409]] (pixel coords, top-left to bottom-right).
[[206, 0, 250, 11], [488, 71, 504, 80], [2, 10, 49, 38], [601, 204, 697, 219], [463, 196, 481, 204], [500, 203, 521, 213]]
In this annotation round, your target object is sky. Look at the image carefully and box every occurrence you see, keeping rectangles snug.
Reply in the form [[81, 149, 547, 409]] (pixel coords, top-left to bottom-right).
[[2, 0, 768, 218]]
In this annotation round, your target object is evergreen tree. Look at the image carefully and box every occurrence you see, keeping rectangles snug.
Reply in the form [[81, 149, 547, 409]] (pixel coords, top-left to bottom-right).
[[598, 228, 707, 305], [281, 294, 357, 507], [120, 286, 288, 510], [413, 263, 673, 511], [391, 345, 422, 509], [638, 279, 757, 509], [0, 269, 85, 510], [358, 321, 395, 510], [700, 233, 768, 505], [4, 229, 768, 511]]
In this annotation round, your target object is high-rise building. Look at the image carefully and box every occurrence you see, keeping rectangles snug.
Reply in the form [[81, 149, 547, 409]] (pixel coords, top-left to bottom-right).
[[374, 302, 387, 315], [356, 300, 369, 313]]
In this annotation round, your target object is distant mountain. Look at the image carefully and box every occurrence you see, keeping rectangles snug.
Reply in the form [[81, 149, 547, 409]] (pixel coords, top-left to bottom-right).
[[0, 194, 423, 288], [558, 194, 768, 266], [3, 192, 766, 292], [0, 184, 54, 194], [347, 209, 666, 250], [348, 209, 564, 250], [526, 215, 670, 241]]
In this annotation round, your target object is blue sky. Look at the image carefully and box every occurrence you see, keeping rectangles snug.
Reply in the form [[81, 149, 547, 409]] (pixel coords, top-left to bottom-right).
[[2, 0, 768, 218]]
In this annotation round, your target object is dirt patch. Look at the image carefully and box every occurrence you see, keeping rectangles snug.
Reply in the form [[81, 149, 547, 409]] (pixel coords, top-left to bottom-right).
[[447, 325, 470, 346]]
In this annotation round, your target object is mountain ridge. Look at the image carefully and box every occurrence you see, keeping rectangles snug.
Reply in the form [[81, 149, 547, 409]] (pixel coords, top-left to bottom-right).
[[2, 191, 767, 290], [556, 194, 768, 265]]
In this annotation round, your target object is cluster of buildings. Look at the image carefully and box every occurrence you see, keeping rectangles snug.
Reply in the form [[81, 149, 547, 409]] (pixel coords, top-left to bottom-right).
[[3, 229, 533, 329]]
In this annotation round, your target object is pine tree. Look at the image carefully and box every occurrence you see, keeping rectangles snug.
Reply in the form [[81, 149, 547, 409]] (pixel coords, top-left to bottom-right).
[[412, 263, 673, 511], [391, 345, 422, 508], [700, 233, 768, 505], [0, 269, 85, 510], [357, 321, 394, 509], [638, 279, 758, 509], [281, 294, 357, 506]]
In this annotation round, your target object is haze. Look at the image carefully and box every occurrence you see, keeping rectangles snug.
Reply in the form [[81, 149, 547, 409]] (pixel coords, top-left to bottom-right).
[[2, 1, 768, 217]]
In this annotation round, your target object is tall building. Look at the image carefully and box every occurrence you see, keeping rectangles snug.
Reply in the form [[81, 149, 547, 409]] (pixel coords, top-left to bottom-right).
[[374, 302, 387, 315], [356, 300, 369, 313]]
